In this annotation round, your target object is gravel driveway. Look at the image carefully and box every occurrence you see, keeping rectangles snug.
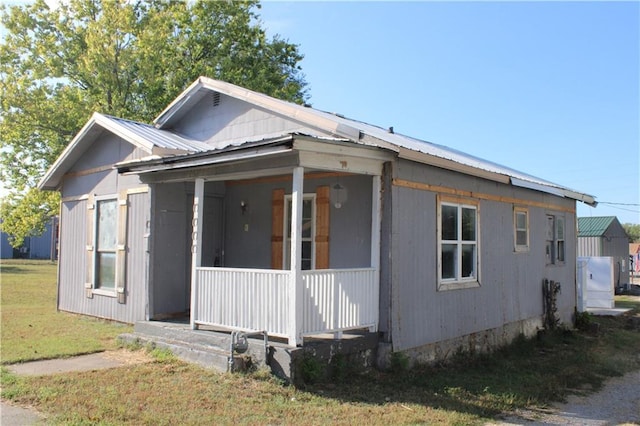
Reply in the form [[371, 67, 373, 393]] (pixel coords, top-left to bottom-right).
[[493, 369, 640, 425]]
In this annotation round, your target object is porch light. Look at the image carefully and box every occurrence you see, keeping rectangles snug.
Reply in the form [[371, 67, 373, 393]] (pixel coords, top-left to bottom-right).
[[240, 200, 247, 215]]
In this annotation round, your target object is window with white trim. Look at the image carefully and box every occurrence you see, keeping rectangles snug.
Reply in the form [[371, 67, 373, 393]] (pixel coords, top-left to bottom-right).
[[514, 207, 529, 252], [95, 198, 117, 290], [438, 197, 480, 290], [284, 195, 315, 270]]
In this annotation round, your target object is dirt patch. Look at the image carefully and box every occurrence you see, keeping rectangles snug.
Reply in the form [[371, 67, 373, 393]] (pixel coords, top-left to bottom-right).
[[100, 348, 155, 365], [7, 349, 154, 377]]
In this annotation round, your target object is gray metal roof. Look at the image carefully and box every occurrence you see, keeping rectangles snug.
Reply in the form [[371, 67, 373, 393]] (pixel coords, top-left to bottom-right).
[[100, 115, 211, 153], [153, 77, 595, 205]]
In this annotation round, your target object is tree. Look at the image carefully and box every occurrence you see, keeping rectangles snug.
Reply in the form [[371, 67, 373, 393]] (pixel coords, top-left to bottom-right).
[[0, 0, 307, 246], [623, 223, 640, 243]]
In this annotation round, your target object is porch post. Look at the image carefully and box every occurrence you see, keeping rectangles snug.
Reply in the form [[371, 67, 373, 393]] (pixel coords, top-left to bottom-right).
[[370, 175, 382, 332], [190, 178, 205, 330], [288, 167, 304, 346]]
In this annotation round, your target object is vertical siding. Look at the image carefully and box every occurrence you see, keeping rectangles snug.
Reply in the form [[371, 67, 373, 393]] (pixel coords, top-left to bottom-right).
[[57, 199, 88, 314], [57, 130, 150, 323], [123, 192, 150, 322], [58, 193, 150, 323], [390, 160, 577, 352], [577, 236, 601, 257]]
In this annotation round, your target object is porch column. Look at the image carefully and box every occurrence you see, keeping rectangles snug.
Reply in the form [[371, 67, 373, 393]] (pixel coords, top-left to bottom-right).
[[190, 178, 205, 330], [288, 167, 304, 346], [370, 175, 382, 332]]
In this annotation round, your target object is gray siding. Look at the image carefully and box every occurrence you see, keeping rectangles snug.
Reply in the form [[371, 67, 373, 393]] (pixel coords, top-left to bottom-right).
[[149, 182, 192, 317], [57, 193, 149, 323], [577, 236, 600, 257], [389, 159, 577, 351], [173, 94, 324, 145], [57, 199, 87, 314], [224, 174, 372, 269], [57, 131, 149, 323]]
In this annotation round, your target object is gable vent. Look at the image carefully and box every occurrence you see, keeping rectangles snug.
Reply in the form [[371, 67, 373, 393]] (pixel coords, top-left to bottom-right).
[[212, 92, 221, 107]]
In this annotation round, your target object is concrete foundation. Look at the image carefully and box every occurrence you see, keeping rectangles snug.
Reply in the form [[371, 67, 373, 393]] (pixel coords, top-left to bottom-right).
[[379, 316, 544, 368]]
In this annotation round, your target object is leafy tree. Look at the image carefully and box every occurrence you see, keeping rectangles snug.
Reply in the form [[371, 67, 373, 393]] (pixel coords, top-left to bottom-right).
[[0, 0, 307, 247], [623, 223, 640, 243]]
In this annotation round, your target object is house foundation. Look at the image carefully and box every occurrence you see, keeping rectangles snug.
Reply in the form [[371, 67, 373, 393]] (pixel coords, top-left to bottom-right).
[[378, 316, 544, 368]]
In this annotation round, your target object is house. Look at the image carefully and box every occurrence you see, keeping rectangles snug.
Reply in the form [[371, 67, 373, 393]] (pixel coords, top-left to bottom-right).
[[38, 77, 596, 364], [577, 216, 630, 287], [0, 217, 58, 260]]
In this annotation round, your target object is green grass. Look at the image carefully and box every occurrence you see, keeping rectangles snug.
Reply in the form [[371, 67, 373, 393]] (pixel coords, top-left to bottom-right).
[[1, 259, 131, 363], [1, 259, 639, 425]]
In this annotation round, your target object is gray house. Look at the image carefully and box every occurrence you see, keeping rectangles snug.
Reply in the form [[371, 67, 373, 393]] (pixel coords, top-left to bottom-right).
[[578, 216, 630, 287], [39, 77, 595, 362]]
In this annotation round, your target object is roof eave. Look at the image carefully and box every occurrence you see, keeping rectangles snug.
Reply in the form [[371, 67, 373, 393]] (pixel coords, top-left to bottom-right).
[[38, 112, 104, 191]]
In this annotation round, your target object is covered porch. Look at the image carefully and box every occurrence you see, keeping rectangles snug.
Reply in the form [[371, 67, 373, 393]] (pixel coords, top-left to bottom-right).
[[190, 166, 382, 346], [129, 135, 390, 346]]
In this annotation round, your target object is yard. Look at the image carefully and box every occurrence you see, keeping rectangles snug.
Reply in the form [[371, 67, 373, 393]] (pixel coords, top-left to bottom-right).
[[1, 259, 640, 425]]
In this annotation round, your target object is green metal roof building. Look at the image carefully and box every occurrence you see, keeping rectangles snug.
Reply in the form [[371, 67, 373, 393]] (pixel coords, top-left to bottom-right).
[[577, 216, 630, 285]]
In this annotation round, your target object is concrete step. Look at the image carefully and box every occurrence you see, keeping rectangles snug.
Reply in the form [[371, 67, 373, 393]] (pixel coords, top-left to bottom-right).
[[120, 321, 380, 385], [119, 321, 272, 373]]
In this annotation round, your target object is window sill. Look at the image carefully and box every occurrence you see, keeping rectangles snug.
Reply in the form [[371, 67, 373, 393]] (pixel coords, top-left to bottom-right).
[[438, 280, 480, 291], [92, 289, 117, 298]]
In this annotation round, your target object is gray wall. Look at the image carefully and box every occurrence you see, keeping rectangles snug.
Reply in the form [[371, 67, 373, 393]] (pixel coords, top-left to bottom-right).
[[387, 159, 577, 351], [173, 94, 316, 146], [57, 132, 149, 323], [223, 174, 372, 269], [149, 182, 192, 317]]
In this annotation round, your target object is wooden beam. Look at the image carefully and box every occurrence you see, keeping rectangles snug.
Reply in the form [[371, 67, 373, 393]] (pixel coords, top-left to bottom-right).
[[392, 178, 575, 213]]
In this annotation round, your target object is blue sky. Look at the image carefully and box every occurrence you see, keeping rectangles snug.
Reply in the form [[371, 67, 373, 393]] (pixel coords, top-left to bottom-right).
[[1, 1, 638, 224], [258, 1, 640, 224]]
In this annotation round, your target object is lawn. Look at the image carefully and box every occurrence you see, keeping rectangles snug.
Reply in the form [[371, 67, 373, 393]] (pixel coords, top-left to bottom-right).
[[0, 259, 131, 363], [1, 259, 640, 425]]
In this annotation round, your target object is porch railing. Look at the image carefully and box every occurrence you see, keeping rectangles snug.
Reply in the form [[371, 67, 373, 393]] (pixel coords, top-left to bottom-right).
[[193, 267, 378, 342]]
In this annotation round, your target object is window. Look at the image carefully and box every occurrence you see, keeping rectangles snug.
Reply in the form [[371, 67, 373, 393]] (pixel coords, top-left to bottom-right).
[[545, 214, 565, 265], [284, 195, 315, 270], [438, 197, 479, 290], [514, 207, 529, 252], [95, 198, 117, 290], [556, 216, 565, 263]]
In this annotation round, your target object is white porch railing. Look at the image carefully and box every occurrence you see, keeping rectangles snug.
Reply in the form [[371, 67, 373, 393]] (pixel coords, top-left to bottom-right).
[[301, 268, 378, 335], [194, 268, 291, 338], [193, 267, 378, 342]]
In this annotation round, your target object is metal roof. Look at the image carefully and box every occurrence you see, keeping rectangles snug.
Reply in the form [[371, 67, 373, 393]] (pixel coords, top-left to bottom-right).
[[38, 112, 209, 190], [102, 115, 211, 153], [41, 77, 596, 206], [153, 77, 596, 206], [577, 216, 617, 237]]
